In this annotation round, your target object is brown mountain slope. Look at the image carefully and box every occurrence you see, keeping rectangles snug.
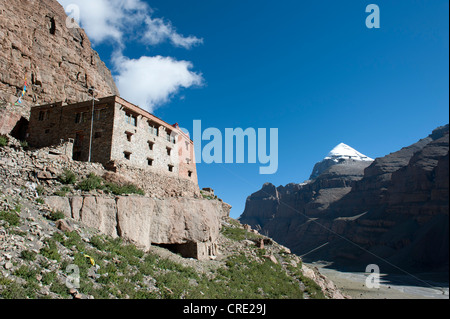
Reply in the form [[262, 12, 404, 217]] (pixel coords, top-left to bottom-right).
[[240, 125, 449, 274]]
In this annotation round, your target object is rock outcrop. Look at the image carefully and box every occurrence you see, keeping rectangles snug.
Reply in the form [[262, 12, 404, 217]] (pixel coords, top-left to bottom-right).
[[0, 137, 231, 261], [0, 0, 119, 135], [44, 195, 230, 260], [240, 125, 449, 273]]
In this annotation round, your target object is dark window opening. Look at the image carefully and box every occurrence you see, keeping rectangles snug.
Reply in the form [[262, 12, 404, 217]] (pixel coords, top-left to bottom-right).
[[48, 16, 56, 35], [44, 129, 50, 134], [125, 132, 133, 142], [94, 132, 102, 139], [147, 158, 153, 166], [75, 112, 86, 124], [124, 152, 131, 160], [188, 171, 193, 178], [73, 151, 82, 161], [166, 147, 171, 156], [148, 141, 154, 150], [38, 111, 45, 121], [168, 165, 174, 172]]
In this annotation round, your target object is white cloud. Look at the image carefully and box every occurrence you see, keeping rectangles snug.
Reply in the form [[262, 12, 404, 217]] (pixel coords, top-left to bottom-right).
[[57, 0, 202, 48], [57, 0, 204, 111], [58, 0, 148, 45], [143, 17, 203, 49], [112, 54, 204, 112]]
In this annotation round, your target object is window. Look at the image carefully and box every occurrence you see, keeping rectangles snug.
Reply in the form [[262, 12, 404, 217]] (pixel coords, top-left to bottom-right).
[[96, 109, 106, 120], [44, 129, 50, 134], [38, 110, 50, 121], [75, 112, 86, 124], [168, 165, 174, 172], [188, 171, 193, 178], [148, 122, 158, 136], [125, 132, 133, 142], [186, 158, 191, 164], [185, 142, 189, 151], [125, 112, 137, 126], [94, 132, 102, 139], [147, 158, 153, 166], [166, 147, 172, 156], [166, 132, 176, 144], [148, 141, 154, 151], [124, 151, 131, 160]]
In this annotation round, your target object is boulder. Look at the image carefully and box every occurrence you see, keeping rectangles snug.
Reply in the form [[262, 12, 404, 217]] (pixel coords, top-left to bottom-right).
[[44, 195, 230, 260]]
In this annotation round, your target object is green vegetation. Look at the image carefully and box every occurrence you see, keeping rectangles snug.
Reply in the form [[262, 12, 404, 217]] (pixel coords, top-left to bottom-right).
[[0, 209, 20, 227], [76, 173, 103, 191], [200, 190, 218, 200], [36, 185, 45, 196], [0, 209, 325, 299], [190, 253, 304, 299], [54, 186, 71, 197], [20, 250, 37, 261], [19, 140, 29, 150], [104, 182, 145, 196], [221, 224, 260, 241], [0, 135, 8, 147], [76, 173, 144, 195], [58, 169, 77, 185], [45, 210, 66, 221], [39, 238, 61, 262]]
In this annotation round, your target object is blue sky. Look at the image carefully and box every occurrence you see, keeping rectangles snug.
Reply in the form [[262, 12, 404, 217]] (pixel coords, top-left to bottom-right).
[[60, 0, 449, 218]]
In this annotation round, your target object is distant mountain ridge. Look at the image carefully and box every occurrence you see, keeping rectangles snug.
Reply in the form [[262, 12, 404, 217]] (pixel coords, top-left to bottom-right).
[[240, 125, 449, 274]]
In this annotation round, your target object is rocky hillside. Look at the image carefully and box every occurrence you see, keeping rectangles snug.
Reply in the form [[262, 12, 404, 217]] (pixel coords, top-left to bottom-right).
[[0, 139, 345, 299], [240, 125, 449, 274], [0, 0, 119, 135]]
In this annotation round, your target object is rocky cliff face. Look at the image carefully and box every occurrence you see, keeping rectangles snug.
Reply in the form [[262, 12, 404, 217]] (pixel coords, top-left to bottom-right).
[[0, 0, 119, 134], [240, 125, 449, 273], [44, 195, 230, 260]]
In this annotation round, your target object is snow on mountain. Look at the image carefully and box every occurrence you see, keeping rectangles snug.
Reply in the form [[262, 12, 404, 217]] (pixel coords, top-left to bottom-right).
[[309, 143, 374, 180], [325, 143, 373, 162]]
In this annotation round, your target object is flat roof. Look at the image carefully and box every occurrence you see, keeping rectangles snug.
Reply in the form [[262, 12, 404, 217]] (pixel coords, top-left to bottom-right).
[[32, 95, 194, 143]]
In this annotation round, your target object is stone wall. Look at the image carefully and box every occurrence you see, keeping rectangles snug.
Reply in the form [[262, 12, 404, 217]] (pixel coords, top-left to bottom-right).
[[110, 101, 180, 176], [26, 96, 198, 184], [106, 162, 201, 199], [27, 97, 116, 164]]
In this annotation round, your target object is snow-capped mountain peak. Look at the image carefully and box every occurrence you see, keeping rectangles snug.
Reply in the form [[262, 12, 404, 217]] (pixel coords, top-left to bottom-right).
[[325, 143, 373, 162]]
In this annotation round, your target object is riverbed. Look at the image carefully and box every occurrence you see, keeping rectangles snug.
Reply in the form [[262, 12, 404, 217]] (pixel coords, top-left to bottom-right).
[[307, 262, 449, 299]]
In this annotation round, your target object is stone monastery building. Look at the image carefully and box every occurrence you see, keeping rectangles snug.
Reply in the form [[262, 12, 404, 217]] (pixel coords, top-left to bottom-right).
[[27, 95, 197, 183]]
